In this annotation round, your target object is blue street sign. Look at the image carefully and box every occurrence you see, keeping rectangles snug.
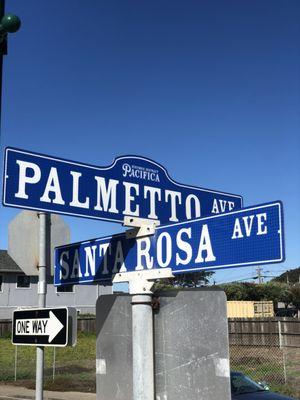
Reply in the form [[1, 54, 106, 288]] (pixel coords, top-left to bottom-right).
[[3, 148, 242, 225], [54, 202, 284, 286]]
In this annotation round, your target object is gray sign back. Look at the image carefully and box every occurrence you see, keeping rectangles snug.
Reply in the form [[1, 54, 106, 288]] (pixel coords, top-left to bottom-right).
[[96, 289, 231, 400], [8, 210, 70, 276]]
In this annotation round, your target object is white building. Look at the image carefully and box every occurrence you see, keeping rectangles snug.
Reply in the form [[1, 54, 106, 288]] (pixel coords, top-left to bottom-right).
[[0, 249, 112, 319]]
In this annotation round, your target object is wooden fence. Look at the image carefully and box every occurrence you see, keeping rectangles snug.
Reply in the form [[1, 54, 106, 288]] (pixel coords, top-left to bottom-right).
[[0, 319, 11, 337], [0, 316, 97, 337], [77, 316, 96, 333], [228, 317, 300, 347]]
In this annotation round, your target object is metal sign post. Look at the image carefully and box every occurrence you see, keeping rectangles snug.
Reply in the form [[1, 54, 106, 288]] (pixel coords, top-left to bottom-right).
[[114, 270, 174, 400], [113, 219, 174, 400], [36, 212, 49, 400], [132, 294, 153, 400]]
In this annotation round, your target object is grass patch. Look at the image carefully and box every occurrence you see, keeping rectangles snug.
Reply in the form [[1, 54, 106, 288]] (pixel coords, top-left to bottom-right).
[[270, 383, 300, 398], [0, 332, 96, 391], [1, 334, 300, 397]]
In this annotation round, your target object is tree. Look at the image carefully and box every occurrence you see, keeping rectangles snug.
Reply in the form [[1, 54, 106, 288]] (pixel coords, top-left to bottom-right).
[[262, 282, 292, 307], [171, 271, 214, 287], [273, 267, 300, 284], [153, 270, 214, 291], [219, 282, 265, 301], [220, 283, 248, 300], [290, 284, 300, 309], [242, 282, 265, 301], [218, 281, 293, 306]]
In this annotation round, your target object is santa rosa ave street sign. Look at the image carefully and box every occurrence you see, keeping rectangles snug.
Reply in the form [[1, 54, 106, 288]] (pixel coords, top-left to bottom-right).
[[12, 307, 77, 347], [3, 148, 243, 224], [54, 202, 284, 286]]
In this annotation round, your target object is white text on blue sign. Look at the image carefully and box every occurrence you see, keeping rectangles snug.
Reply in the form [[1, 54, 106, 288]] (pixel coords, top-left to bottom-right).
[[4, 148, 243, 224], [54, 202, 284, 285]]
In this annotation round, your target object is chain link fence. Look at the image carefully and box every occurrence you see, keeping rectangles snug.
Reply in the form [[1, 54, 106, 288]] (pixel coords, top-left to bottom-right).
[[1, 318, 300, 397], [229, 319, 300, 398]]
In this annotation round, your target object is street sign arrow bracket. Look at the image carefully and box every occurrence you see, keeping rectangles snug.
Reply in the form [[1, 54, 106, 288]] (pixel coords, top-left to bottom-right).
[[113, 268, 174, 294]]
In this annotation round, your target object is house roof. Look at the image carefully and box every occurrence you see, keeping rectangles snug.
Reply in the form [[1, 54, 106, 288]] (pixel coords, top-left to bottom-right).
[[0, 250, 23, 273]]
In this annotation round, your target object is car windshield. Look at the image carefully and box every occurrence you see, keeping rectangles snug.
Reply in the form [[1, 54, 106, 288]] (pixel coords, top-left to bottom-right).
[[231, 372, 266, 395]]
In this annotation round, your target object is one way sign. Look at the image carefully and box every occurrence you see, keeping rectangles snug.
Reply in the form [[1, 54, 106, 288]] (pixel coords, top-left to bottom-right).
[[12, 307, 77, 347]]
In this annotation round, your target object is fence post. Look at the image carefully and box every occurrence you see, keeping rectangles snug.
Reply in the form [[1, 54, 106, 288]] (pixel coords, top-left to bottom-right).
[[52, 347, 56, 381], [278, 320, 287, 384]]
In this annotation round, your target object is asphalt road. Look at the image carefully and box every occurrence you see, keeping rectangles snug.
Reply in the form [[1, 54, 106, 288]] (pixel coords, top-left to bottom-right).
[[0, 385, 96, 400]]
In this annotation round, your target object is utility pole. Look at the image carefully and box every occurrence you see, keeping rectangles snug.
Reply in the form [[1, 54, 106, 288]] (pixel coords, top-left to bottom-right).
[[256, 267, 263, 284]]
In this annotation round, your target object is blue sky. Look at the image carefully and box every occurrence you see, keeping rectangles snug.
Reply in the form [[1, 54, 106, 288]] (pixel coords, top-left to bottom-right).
[[0, 0, 299, 284]]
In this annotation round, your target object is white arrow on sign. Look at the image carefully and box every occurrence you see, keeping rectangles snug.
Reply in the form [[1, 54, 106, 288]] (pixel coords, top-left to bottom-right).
[[15, 311, 64, 342]]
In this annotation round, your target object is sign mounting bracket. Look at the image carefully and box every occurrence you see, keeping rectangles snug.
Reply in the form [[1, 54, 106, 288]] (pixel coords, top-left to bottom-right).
[[123, 216, 160, 239], [113, 268, 174, 295], [117, 217, 172, 294]]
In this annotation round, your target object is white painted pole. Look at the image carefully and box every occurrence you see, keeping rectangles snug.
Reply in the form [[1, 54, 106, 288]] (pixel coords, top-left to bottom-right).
[[35, 212, 49, 400], [132, 294, 154, 400]]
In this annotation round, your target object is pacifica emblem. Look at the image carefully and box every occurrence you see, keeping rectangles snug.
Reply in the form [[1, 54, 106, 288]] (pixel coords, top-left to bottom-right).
[[122, 163, 160, 182]]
